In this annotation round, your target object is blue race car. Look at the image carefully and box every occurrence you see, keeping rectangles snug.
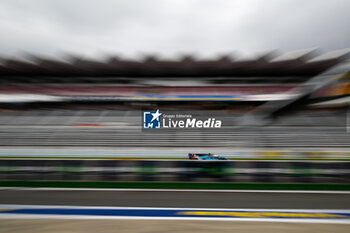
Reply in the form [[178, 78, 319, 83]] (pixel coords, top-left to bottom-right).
[[188, 153, 228, 160]]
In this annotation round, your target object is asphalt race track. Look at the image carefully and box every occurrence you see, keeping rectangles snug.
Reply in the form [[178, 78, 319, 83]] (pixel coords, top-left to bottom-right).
[[1, 219, 349, 233], [1, 188, 350, 209]]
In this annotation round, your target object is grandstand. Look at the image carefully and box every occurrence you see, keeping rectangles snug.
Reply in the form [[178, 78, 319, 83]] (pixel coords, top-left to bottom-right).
[[0, 49, 349, 150], [0, 109, 347, 148]]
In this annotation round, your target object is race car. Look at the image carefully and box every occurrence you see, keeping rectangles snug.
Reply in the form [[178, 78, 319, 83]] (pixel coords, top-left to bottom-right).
[[188, 153, 228, 160]]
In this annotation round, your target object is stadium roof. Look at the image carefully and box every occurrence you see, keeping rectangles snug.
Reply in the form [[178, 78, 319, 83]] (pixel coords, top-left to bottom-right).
[[0, 49, 349, 84]]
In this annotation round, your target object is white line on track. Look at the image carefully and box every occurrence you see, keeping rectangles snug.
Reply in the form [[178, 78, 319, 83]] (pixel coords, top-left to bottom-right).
[[1, 215, 350, 224], [1, 187, 350, 194]]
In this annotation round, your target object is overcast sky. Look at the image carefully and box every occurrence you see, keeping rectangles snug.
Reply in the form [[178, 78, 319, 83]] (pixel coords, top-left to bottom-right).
[[0, 0, 349, 59]]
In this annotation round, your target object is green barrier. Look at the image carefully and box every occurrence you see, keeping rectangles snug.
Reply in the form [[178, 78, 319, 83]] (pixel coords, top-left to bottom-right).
[[1, 181, 350, 191]]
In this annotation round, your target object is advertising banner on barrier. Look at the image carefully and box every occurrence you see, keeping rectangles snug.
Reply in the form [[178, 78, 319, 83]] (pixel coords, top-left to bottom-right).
[[1, 159, 349, 183]]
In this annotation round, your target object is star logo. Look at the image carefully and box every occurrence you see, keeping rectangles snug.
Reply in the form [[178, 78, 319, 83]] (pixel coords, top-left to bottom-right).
[[143, 109, 162, 129], [151, 109, 162, 122]]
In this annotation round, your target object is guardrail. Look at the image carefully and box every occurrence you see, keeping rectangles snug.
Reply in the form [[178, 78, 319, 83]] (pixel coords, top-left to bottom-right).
[[1, 148, 350, 160], [1, 159, 349, 183]]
